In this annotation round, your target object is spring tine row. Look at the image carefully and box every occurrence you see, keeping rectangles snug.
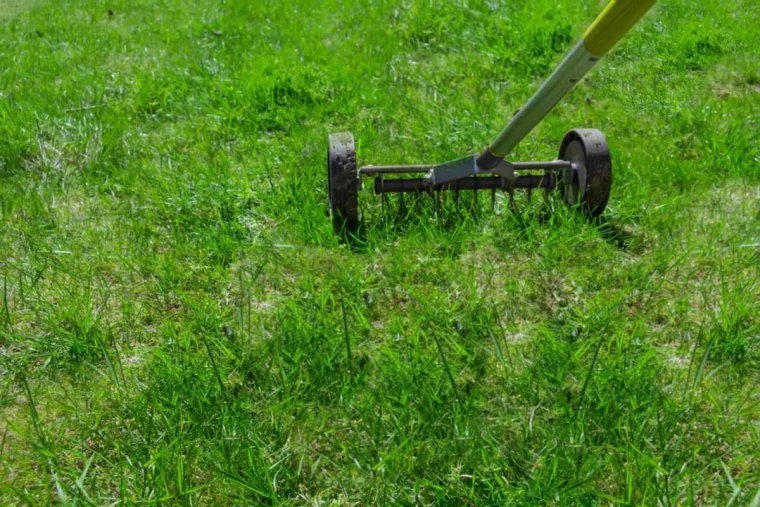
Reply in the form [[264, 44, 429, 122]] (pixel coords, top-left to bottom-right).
[[374, 171, 561, 223]]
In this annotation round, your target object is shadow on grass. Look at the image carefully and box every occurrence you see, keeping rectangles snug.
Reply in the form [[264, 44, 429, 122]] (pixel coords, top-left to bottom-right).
[[336, 225, 369, 251], [337, 193, 490, 251], [595, 217, 645, 254], [336, 195, 646, 256]]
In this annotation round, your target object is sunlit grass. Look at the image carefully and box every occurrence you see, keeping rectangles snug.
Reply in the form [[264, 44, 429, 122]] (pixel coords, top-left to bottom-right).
[[0, 0, 759, 504]]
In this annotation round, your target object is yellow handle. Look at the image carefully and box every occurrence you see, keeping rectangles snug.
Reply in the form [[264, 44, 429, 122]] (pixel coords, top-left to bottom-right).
[[583, 0, 656, 56]]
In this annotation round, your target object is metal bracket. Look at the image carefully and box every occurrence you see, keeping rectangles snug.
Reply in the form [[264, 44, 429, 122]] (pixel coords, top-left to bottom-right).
[[427, 155, 516, 186], [492, 159, 515, 180], [427, 156, 477, 186]]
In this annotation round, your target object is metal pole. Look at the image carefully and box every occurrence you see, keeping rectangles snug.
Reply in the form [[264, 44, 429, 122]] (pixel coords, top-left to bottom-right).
[[477, 0, 657, 170]]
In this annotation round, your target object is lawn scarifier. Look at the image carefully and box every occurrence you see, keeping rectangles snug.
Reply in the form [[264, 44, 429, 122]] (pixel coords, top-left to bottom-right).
[[328, 0, 657, 231]]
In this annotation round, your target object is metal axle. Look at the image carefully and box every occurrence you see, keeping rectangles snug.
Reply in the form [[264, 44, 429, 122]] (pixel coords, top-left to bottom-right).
[[360, 160, 572, 175]]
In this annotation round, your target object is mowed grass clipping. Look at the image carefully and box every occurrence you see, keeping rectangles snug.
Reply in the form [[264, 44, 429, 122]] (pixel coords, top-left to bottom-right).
[[0, 0, 759, 504]]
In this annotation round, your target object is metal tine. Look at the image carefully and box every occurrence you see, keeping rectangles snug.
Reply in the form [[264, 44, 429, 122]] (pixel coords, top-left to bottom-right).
[[491, 175, 497, 211], [474, 179, 479, 213], [455, 189, 460, 210], [526, 187, 532, 205], [434, 189, 441, 218], [543, 170, 552, 204], [379, 175, 387, 219], [508, 187, 516, 213]]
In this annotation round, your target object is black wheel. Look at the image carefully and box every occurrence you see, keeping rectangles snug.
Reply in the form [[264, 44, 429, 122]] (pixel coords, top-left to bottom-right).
[[558, 128, 612, 217], [327, 132, 359, 231]]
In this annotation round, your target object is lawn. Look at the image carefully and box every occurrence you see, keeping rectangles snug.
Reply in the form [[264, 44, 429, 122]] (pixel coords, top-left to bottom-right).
[[0, 0, 759, 504]]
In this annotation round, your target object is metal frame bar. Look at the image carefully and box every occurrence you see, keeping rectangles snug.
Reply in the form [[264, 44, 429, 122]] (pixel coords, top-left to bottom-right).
[[359, 165, 433, 174], [359, 160, 572, 175]]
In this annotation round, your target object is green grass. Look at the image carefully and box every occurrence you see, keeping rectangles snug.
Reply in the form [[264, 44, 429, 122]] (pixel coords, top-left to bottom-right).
[[1, 0, 759, 504]]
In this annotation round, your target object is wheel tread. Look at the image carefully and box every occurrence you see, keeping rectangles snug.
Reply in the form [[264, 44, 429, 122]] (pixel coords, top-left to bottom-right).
[[558, 128, 612, 217], [328, 132, 359, 231]]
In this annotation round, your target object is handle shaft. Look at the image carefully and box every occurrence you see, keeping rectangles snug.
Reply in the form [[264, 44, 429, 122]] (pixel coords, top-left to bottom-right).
[[584, 0, 657, 56], [477, 0, 656, 169]]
